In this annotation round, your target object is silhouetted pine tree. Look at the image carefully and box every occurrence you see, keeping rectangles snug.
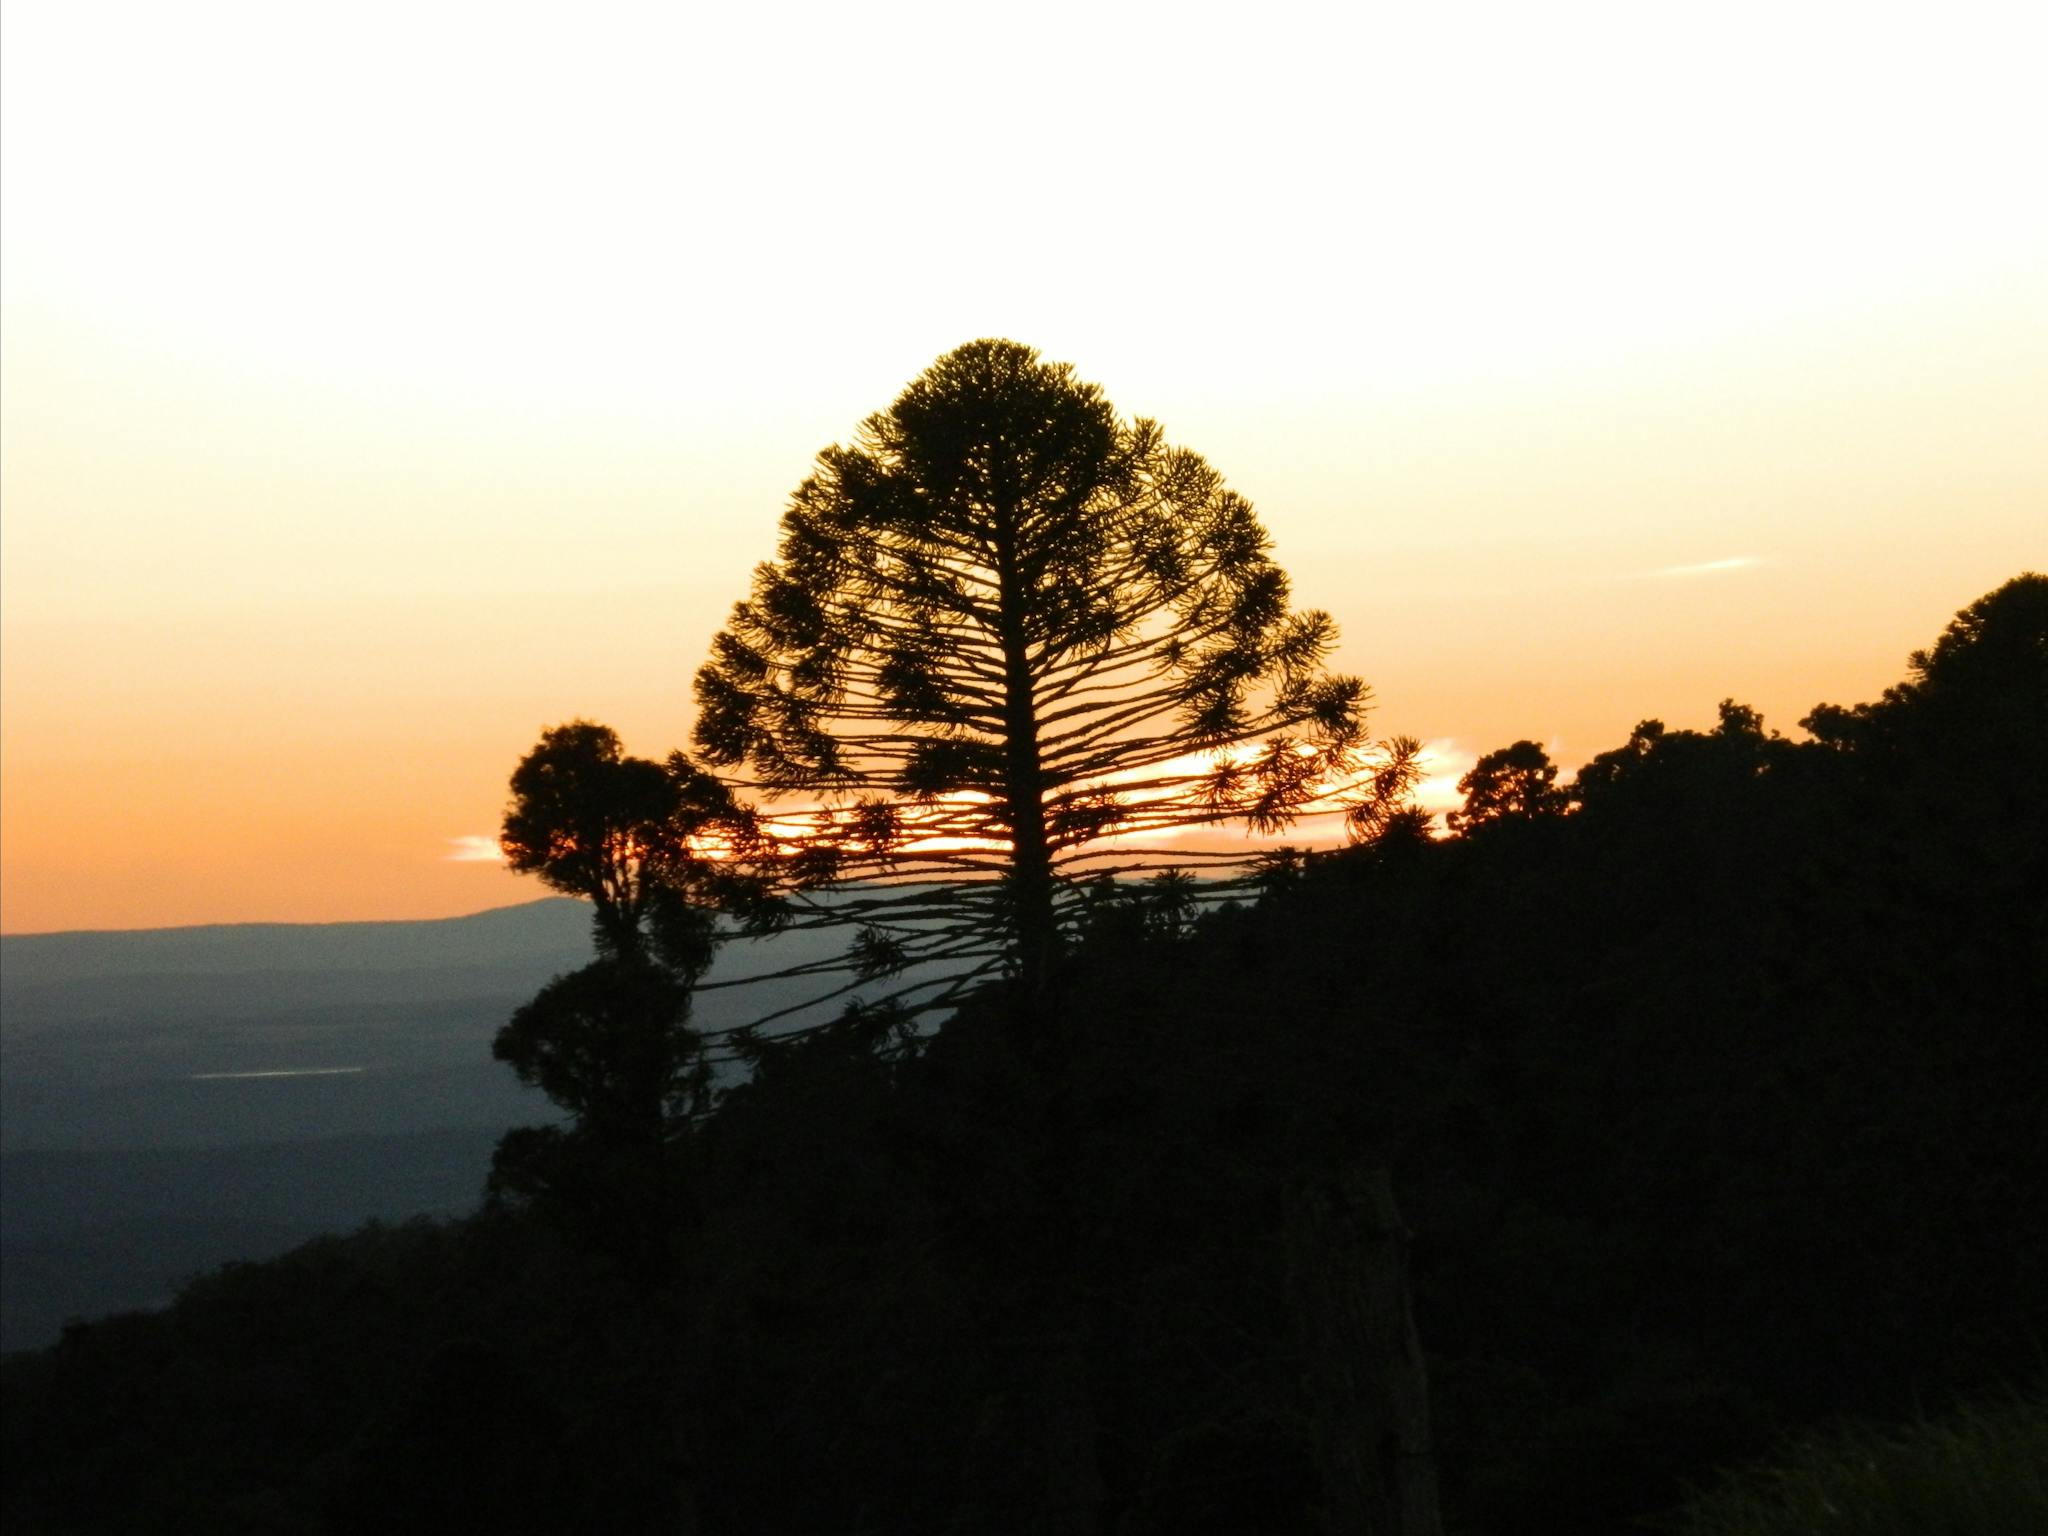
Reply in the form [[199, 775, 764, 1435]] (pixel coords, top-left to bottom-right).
[[694, 339, 1415, 1008]]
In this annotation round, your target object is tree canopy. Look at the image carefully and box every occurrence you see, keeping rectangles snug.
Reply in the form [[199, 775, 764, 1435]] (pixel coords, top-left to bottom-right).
[[1446, 739, 1566, 833], [694, 339, 1413, 1004], [1803, 570, 2046, 762], [500, 719, 759, 974]]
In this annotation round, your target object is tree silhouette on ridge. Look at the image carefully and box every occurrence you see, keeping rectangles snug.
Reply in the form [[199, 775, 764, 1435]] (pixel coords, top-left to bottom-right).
[[694, 339, 1416, 1008]]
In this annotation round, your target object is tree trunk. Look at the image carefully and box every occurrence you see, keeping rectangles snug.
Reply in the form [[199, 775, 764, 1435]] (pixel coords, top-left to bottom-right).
[[1285, 1169, 1442, 1536], [993, 506, 1055, 1002]]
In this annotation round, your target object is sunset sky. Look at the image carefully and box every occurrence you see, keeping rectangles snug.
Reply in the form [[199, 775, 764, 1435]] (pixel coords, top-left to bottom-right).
[[4, 0, 2043, 933]]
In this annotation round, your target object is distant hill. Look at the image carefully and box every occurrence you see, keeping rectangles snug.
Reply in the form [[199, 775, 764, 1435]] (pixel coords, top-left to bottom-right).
[[0, 896, 595, 989]]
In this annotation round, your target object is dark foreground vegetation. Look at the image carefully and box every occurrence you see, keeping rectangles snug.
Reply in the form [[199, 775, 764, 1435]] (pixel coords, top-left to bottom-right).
[[6, 574, 2043, 1534]]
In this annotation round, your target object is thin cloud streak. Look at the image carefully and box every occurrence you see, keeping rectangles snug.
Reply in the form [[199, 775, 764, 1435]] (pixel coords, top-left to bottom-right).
[[1634, 556, 1764, 580], [444, 835, 505, 864]]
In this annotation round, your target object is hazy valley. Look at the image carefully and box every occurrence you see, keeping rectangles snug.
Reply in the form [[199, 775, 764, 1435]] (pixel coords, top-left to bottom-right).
[[0, 897, 845, 1349]]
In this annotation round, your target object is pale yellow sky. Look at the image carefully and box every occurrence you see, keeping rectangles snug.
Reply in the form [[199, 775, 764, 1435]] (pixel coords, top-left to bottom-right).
[[4, 0, 2044, 931]]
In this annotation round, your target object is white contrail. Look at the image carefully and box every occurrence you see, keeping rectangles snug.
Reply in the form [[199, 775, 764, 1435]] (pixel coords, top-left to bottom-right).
[[189, 1067, 367, 1080]]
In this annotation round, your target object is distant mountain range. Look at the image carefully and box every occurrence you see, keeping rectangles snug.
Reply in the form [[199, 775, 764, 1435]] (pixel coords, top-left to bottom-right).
[[2, 897, 597, 987]]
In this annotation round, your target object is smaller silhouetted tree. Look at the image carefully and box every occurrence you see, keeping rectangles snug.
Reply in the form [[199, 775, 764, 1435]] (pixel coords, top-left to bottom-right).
[[1447, 740, 1566, 834], [490, 721, 766, 1266], [500, 718, 763, 972]]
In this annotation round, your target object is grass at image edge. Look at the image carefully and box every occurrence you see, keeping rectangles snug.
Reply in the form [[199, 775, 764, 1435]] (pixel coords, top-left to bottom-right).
[[1667, 1395, 2048, 1536]]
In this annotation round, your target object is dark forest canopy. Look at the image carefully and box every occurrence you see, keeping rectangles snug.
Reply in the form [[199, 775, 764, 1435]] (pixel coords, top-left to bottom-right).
[[5, 575, 2042, 1536]]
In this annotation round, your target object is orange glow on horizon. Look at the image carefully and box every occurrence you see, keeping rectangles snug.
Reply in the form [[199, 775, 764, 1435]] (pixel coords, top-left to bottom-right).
[[4, 2, 2044, 933]]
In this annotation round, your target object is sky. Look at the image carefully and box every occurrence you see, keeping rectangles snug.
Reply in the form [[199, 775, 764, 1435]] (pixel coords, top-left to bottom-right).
[[3, 0, 2043, 933]]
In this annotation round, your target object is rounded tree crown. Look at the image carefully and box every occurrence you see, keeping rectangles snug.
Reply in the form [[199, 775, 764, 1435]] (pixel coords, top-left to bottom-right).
[[694, 339, 1363, 803]]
